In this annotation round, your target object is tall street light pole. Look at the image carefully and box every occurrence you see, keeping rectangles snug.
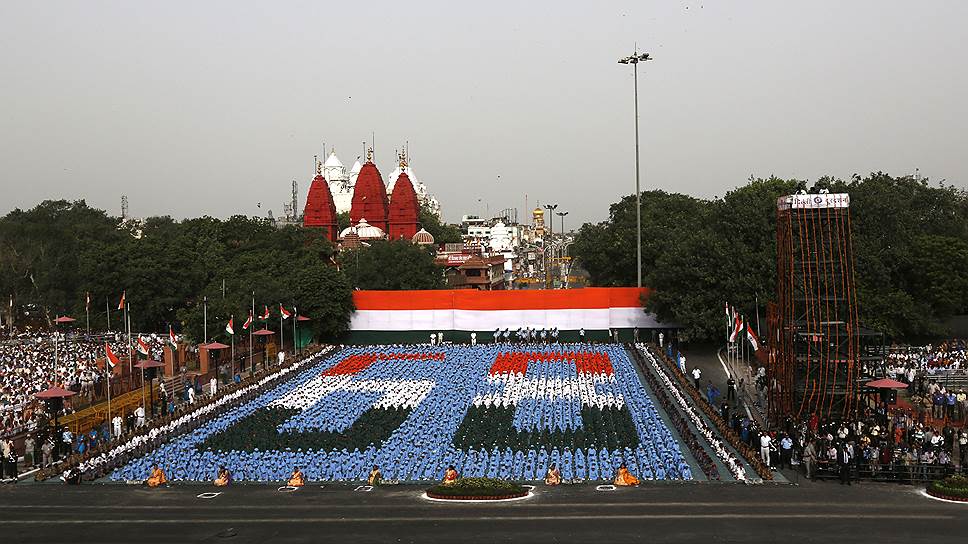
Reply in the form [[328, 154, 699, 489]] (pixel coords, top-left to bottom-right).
[[618, 48, 652, 288], [556, 211, 569, 288], [556, 211, 568, 235], [544, 203, 558, 289]]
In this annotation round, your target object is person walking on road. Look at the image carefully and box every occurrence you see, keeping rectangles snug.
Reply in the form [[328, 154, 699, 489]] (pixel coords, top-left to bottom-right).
[[838, 443, 852, 485], [692, 367, 702, 390], [802, 440, 817, 480], [760, 432, 773, 468]]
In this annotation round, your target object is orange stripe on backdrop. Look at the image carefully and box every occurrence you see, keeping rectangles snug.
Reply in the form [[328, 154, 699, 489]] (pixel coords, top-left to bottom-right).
[[352, 287, 652, 311]]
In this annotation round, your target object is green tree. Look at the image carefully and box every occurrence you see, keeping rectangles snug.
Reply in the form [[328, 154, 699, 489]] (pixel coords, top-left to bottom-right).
[[573, 173, 968, 342], [342, 239, 444, 290], [418, 203, 462, 244]]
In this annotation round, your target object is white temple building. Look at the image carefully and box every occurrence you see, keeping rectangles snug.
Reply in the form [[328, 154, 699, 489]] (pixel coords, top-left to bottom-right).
[[320, 150, 441, 218]]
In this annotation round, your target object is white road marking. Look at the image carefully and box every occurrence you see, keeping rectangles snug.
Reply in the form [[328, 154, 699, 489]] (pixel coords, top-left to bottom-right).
[[0, 514, 953, 524]]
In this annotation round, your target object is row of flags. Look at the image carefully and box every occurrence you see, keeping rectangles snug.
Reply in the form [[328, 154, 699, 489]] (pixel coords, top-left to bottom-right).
[[725, 302, 760, 351], [226, 304, 293, 336], [98, 290, 297, 369], [104, 327, 178, 370]]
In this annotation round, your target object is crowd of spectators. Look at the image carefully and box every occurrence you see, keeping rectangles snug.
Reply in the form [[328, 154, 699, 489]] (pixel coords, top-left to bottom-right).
[[881, 340, 968, 379], [764, 405, 968, 483], [0, 326, 176, 434]]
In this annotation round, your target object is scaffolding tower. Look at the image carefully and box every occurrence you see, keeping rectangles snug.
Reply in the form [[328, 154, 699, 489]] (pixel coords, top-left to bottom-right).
[[769, 192, 863, 423]]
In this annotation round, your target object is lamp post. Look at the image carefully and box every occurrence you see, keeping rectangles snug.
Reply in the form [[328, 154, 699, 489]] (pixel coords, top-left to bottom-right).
[[544, 204, 557, 288], [556, 211, 568, 236], [556, 211, 569, 288], [618, 48, 652, 288]]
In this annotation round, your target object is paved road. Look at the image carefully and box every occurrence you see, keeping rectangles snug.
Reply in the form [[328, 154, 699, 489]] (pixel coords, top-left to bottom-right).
[[0, 481, 963, 543]]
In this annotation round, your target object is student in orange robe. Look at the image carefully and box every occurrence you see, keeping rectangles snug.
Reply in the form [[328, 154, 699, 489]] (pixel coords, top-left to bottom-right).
[[442, 465, 459, 486], [367, 465, 383, 486], [287, 466, 305, 487], [214, 466, 232, 487], [544, 463, 562, 486], [146, 464, 167, 487], [614, 463, 640, 486]]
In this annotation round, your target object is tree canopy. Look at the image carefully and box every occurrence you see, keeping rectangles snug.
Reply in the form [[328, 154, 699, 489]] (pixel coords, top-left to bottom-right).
[[0, 201, 353, 342], [419, 203, 462, 244], [572, 174, 968, 342], [341, 239, 444, 290]]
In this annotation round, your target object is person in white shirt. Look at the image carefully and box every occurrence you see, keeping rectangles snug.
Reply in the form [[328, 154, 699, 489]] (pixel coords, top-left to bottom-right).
[[692, 367, 702, 389], [760, 432, 773, 467], [112, 415, 123, 438], [210, 377, 217, 396], [135, 404, 145, 427], [187, 386, 196, 404]]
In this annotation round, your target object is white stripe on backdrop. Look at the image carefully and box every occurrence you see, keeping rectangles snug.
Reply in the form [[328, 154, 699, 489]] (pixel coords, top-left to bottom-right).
[[349, 308, 663, 332]]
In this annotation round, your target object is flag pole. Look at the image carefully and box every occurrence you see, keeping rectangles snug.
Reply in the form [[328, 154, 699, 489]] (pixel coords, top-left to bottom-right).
[[231, 314, 235, 378], [203, 296, 208, 345], [106, 297, 111, 332], [126, 301, 133, 392], [293, 305, 297, 356], [85, 292, 90, 336], [250, 293, 254, 375], [106, 345, 113, 440], [279, 306, 284, 364], [755, 293, 762, 337]]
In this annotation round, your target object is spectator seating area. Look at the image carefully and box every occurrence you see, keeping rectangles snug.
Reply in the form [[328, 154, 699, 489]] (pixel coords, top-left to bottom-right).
[[1, 330, 134, 434], [110, 343, 694, 483]]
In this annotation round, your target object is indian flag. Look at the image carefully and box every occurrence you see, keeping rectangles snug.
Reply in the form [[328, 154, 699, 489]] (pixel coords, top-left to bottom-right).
[[349, 287, 660, 332], [280, 304, 292, 320], [226, 317, 235, 335], [105, 342, 120, 369]]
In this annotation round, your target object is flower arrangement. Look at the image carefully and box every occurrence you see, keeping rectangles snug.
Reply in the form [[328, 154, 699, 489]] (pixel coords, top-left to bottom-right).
[[426, 477, 528, 500], [927, 475, 968, 501]]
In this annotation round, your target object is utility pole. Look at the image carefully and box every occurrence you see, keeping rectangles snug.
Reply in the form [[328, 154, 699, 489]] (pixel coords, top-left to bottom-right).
[[618, 47, 652, 288], [544, 204, 558, 288]]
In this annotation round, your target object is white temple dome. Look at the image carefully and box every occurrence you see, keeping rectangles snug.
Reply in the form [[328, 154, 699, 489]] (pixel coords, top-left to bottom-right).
[[412, 228, 435, 245], [338, 224, 357, 239], [353, 218, 385, 240]]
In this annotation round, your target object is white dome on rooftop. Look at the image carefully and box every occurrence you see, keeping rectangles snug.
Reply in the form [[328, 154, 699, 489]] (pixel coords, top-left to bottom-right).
[[354, 218, 385, 240]]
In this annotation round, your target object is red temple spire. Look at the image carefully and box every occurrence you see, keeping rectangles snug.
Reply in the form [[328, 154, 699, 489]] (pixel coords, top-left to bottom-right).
[[349, 147, 389, 232], [388, 151, 420, 240], [303, 157, 338, 242]]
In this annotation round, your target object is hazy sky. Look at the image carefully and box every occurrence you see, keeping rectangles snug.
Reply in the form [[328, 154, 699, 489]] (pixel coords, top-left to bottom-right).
[[2, 1, 966, 226]]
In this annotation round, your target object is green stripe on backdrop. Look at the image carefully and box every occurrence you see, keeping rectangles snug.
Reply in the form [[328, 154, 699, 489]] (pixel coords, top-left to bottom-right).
[[342, 328, 673, 345]]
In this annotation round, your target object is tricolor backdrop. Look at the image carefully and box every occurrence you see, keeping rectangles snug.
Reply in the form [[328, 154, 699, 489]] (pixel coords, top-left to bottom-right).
[[348, 288, 674, 343]]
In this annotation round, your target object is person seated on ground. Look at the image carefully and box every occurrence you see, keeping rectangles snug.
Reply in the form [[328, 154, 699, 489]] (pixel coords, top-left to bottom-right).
[[214, 465, 232, 487], [368, 465, 382, 486], [544, 462, 562, 486], [442, 465, 459, 486], [146, 464, 167, 487], [61, 466, 82, 485], [614, 463, 640, 486], [287, 466, 305, 487]]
